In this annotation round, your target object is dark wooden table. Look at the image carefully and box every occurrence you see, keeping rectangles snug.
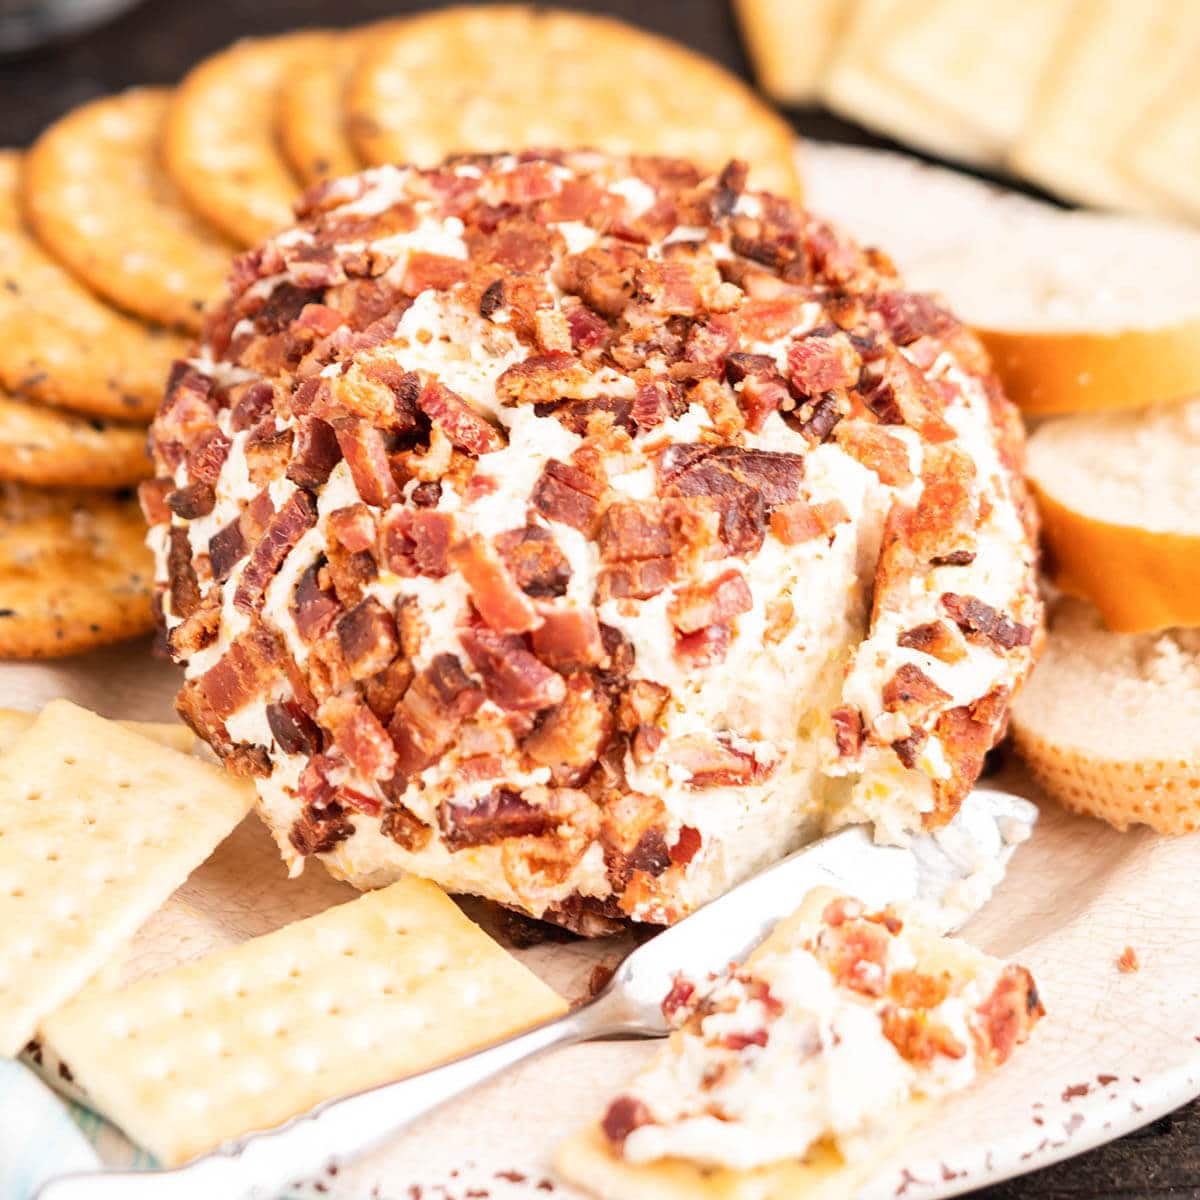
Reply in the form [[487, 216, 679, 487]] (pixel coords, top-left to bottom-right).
[[3, 0, 1198, 1195]]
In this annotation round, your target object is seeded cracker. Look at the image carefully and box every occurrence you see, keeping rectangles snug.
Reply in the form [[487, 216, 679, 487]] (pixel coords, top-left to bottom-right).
[[0, 153, 188, 421], [0, 391, 149, 489], [277, 31, 367, 185], [41, 876, 566, 1164], [0, 485, 154, 658], [346, 6, 802, 197], [0, 700, 253, 1056], [24, 87, 237, 334], [163, 31, 334, 246]]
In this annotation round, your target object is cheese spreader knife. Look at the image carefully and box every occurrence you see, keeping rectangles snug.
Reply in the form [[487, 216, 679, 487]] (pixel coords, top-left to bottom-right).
[[36, 785, 1037, 1200]]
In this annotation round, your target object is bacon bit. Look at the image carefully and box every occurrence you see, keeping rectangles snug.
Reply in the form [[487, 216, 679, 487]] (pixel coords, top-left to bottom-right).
[[320, 696, 397, 781], [769, 498, 824, 544], [378, 508, 454, 578], [669, 824, 702, 866], [166, 481, 215, 520], [892, 730, 927, 768], [1117, 946, 1140, 973], [831, 705, 864, 757], [597, 501, 673, 561], [166, 526, 201, 619], [440, 788, 549, 850], [738, 292, 811, 342], [234, 490, 318, 614], [719, 1028, 769, 1051], [534, 308, 573, 354], [266, 699, 322, 756], [881, 1006, 967, 1065], [390, 655, 482, 774], [928, 703, 996, 826], [897, 620, 967, 664], [668, 569, 752, 634], [137, 477, 173, 526], [671, 733, 772, 788], [601, 1096, 652, 1145], [379, 799, 432, 851], [402, 251, 470, 294], [192, 621, 285, 720], [661, 975, 697, 1024], [496, 525, 570, 598], [942, 593, 1034, 651], [495, 352, 593, 406], [835, 423, 914, 486], [874, 291, 956, 346], [674, 621, 731, 667], [244, 425, 293, 487], [363, 657, 415, 722], [417, 381, 506, 455], [327, 503, 377, 554], [530, 604, 605, 669], [861, 354, 956, 443], [563, 301, 610, 351], [523, 673, 612, 771], [788, 332, 860, 395], [817, 916, 891, 997], [187, 429, 232, 485], [732, 372, 790, 433], [335, 420, 401, 507], [166, 589, 221, 658], [975, 964, 1044, 1066], [790, 393, 845, 444], [530, 459, 605, 534], [460, 626, 566, 711], [598, 557, 674, 602], [230, 380, 278, 432], [615, 680, 670, 733], [287, 416, 342, 488], [631, 377, 684, 430], [335, 596, 399, 680], [882, 663, 952, 719], [291, 559, 340, 643], [451, 535, 541, 635], [889, 969, 951, 1009], [821, 897, 864, 926]]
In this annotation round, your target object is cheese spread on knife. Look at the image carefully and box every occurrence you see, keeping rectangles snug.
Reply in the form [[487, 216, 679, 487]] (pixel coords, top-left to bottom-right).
[[144, 150, 1042, 931]]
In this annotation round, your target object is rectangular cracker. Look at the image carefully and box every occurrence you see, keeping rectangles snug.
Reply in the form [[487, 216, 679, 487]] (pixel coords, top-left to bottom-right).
[[0, 706, 195, 755], [0, 699, 252, 1055], [733, 0, 852, 105], [41, 875, 569, 1165], [1009, 0, 1200, 212]]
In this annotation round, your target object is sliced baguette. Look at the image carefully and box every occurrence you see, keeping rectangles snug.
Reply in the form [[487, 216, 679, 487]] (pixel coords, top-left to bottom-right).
[[802, 140, 1200, 414], [1025, 398, 1200, 633], [1009, 0, 1200, 215], [733, 0, 852, 106], [1011, 598, 1200, 834]]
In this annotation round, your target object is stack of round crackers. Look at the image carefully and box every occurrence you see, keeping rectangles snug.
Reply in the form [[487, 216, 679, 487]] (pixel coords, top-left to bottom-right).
[[5, 3, 800, 659]]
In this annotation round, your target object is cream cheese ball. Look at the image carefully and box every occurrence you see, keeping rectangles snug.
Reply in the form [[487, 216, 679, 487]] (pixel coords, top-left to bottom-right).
[[144, 151, 1043, 933]]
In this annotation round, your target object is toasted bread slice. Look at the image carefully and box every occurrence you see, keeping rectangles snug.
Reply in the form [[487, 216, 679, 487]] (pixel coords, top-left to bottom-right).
[[1012, 598, 1200, 834], [733, 0, 852, 106], [1009, 0, 1200, 214], [1025, 399, 1200, 633], [802, 140, 1200, 414]]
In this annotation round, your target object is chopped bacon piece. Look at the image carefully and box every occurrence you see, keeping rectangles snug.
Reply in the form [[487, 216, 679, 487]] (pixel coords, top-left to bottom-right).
[[928, 702, 996, 826], [882, 663, 952, 720], [889, 968, 951, 1010], [460, 626, 566, 712], [670, 824, 702, 866], [266, 699, 322, 756], [668, 569, 752, 634], [244, 424, 293, 486], [495, 525, 570, 598], [874, 290, 957, 346], [788, 331, 860, 395], [831, 705, 863, 757], [891, 730, 927, 768], [597, 556, 674, 602], [320, 695, 397, 781], [615, 680, 670, 733], [378, 508, 455, 578], [451, 534, 540, 635], [418, 380, 506, 455], [166, 526, 201, 619], [602, 1096, 653, 1146], [598, 501, 672, 561], [334, 420, 401, 507], [286, 416, 342, 488], [897, 620, 967, 664], [379, 798, 433, 851], [661, 975, 696, 1023], [727, 353, 790, 432], [674, 621, 731, 667], [530, 459, 605, 533], [138, 477, 173, 526], [286, 561, 337, 647], [835, 423, 914, 486], [238, 489, 275, 544], [630, 377, 685, 430], [975, 964, 1044, 1066], [563, 301, 610, 351], [816, 915, 891, 997], [327, 503, 377, 554], [336, 596, 399, 680], [941, 593, 1033, 650], [670, 733, 773, 787], [523, 673, 612, 772], [530, 604, 605, 669], [234, 490, 318, 614], [860, 354, 955, 442], [881, 1006, 967, 1065], [402, 251, 471, 293], [230, 380, 278, 432], [166, 588, 220, 658], [440, 787, 549, 850], [166, 482, 215, 520], [363, 656, 415, 722], [187, 430, 231, 485], [771, 497, 844, 544], [192, 621, 285, 720]]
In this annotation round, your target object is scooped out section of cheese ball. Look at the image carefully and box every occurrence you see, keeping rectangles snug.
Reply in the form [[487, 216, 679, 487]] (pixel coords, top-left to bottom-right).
[[145, 151, 1042, 933]]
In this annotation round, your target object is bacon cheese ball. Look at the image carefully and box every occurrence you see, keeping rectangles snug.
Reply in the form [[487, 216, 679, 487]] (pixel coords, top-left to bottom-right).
[[145, 152, 1043, 933]]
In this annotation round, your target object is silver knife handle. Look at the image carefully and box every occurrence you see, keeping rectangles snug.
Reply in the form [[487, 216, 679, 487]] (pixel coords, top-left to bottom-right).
[[35, 995, 639, 1200]]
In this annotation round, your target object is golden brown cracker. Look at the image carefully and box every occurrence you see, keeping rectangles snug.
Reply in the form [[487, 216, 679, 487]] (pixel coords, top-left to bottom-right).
[[23, 88, 237, 334], [0, 391, 149, 489], [0, 484, 154, 658], [0, 152, 188, 422], [346, 6, 801, 197], [277, 33, 365, 185], [163, 31, 333, 246]]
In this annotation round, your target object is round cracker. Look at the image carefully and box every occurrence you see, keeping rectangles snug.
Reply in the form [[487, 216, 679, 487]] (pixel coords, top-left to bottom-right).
[[24, 87, 237, 334], [0, 152, 189, 422], [0, 485, 154, 659], [163, 31, 333, 246], [0, 392, 150, 489], [277, 33, 364, 185], [346, 6, 802, 197]]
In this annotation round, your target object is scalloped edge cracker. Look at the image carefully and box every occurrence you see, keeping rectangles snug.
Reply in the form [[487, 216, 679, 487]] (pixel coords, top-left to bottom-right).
[[732, 0, 851, 106], [41, 875, 567, 1165], [0, 700, 252, 1056]]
